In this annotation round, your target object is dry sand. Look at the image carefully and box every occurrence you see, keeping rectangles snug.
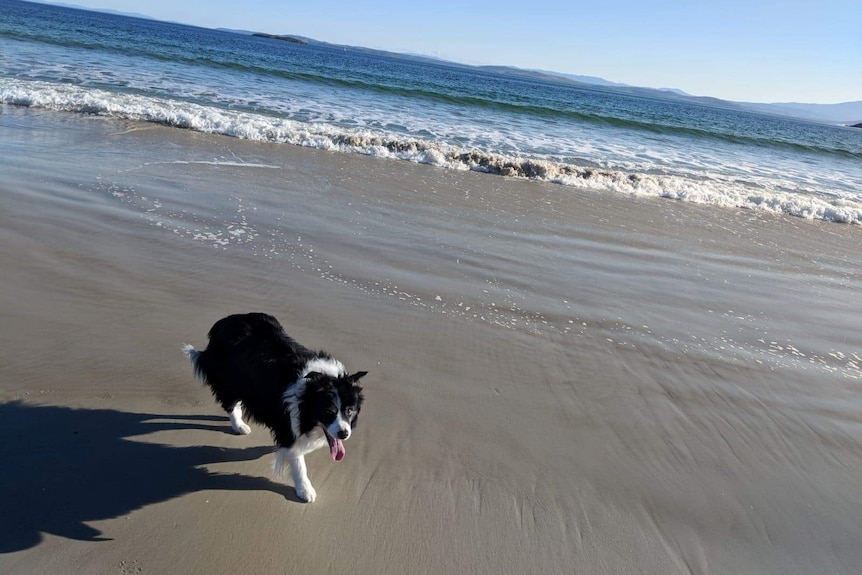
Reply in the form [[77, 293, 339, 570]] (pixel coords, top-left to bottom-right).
[[2, 108, 862, 574]]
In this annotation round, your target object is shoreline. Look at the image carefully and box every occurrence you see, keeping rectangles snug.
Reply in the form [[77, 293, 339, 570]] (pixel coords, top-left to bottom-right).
[[2, 88, 860, 224]]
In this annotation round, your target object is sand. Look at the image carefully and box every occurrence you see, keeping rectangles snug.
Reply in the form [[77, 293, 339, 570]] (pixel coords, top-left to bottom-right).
[[2, 107, 862, 574]]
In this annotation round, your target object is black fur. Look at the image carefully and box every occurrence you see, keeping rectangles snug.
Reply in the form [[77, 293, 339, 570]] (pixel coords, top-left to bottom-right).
[[187, 313, 365, 448]]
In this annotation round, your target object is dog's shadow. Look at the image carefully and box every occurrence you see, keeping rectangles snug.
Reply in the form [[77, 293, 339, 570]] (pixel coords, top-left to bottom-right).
[[0, 400, 301, 554]]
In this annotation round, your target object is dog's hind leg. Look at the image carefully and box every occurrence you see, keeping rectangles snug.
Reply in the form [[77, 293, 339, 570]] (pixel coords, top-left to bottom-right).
[[228, 401, 252, 435], [274, 447, 316, 503]]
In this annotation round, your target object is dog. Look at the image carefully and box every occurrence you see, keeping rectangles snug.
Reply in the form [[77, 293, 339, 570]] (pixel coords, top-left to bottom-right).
[[183, 313, 366, 503]]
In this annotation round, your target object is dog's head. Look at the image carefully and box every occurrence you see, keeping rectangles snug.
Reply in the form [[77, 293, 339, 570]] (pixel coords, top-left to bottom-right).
[[302, 370, 366, 461]]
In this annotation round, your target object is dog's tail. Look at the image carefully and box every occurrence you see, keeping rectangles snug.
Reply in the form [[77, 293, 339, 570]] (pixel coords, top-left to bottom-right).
[[182, 344, 206, 382]]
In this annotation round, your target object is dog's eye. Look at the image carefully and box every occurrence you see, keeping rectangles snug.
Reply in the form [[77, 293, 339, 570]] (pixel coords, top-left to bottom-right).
[[345, 407, 356, 417]]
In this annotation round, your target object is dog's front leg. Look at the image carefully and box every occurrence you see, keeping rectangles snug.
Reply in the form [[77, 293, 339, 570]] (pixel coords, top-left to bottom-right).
[[289, 454, 316, 503], [275, 448, 316, 503]]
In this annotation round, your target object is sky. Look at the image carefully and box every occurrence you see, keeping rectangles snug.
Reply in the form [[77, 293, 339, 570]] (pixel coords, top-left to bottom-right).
[[35, 0, 862, 104]]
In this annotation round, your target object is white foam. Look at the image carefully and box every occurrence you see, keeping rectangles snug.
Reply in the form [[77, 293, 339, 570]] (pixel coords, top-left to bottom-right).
[[4, 79, 860, 225], [150, 160, 281, 169]]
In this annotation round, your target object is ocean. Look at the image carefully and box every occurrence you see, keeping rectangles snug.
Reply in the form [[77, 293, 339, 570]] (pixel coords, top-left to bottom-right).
[[2, 0, 861, 224]]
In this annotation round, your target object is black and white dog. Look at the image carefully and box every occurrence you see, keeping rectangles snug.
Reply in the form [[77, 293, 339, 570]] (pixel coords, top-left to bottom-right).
[[183, 313, 366, 503]]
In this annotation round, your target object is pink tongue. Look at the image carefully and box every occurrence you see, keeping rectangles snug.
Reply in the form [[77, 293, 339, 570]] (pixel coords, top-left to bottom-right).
[[330, 438, 345, 461]]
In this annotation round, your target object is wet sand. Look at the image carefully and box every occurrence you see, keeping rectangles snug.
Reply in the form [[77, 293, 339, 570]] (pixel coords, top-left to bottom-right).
[[2, 107, 862, 574]]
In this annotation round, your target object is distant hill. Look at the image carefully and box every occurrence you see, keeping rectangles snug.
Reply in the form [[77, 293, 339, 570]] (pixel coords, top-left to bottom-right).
[[474, 65, 741, 109], [31, 1, 154, 20], [657, 88, 691, 97], [480, 67, 630, 88], [251, 33, 308, 44], [547, 71, 631, 88]]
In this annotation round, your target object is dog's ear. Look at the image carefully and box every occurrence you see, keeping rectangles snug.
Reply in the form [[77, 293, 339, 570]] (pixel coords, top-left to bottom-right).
[[348, 371, 367, 384]]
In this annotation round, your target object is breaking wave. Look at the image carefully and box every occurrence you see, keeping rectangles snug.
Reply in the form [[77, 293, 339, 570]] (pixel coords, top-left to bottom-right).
[[3, 79, 860, 225]]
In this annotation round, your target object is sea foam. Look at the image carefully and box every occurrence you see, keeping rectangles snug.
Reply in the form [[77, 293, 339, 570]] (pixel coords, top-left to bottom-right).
[[3, 79, 860, 225]]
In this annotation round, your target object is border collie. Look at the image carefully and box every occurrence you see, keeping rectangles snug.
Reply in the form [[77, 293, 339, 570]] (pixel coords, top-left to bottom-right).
[[183, 313, 366, 503]]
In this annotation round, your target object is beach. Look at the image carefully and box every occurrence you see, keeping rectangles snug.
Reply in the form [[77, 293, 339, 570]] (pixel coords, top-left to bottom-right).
[[2, 107, 862, 574]]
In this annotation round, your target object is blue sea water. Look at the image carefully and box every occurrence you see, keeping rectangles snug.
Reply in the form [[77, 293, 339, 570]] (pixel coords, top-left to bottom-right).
[[2, 0, 861, 223]]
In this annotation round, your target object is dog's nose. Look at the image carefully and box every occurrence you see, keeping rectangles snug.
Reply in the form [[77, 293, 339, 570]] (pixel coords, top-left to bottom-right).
[[337, 429, 349, 440]]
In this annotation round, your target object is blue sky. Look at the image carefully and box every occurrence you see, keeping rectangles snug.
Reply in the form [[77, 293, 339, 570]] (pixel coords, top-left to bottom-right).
[[38, 0, 861, 104]]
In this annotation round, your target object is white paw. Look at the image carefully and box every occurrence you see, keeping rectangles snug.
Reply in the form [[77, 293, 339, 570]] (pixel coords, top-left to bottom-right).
[[232, 421, 252, 435], [296, 482, 317, 503]]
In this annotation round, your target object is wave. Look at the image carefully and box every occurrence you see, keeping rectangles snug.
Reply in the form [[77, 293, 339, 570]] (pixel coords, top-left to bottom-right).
[[7, 25, 859, 160], [3, 79, 860, 225]]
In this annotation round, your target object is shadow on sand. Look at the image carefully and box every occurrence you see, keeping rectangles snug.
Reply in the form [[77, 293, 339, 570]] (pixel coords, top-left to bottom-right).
[[0, 400, 297, 554]]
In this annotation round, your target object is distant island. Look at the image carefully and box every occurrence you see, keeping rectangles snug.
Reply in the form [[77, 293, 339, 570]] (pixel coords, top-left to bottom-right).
[[252, 33, 308, 45], [852, 123, 862, 128]]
